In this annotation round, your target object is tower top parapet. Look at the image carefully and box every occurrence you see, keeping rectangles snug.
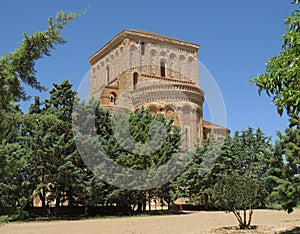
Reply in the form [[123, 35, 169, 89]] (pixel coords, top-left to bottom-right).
[[89, 29, 200, 65]]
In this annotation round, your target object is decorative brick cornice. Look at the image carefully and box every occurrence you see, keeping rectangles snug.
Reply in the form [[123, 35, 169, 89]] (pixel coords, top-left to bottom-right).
[[141, 73, 196, 85], [89, 29, 200, 65]]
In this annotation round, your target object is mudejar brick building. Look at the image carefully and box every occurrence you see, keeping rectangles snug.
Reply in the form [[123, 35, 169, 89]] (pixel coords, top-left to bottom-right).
[[89, 30, 229, 148]]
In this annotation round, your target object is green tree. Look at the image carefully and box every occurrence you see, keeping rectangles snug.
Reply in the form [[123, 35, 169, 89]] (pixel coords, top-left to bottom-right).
[[9, 80, 86, 215], [0, 11, 82, 218], [212, 173, 261, 229], [74, 103, 182, 212], [37, 80, 88, 209], [72, 99, 117, 209], [113, 107, 181, 212], [250, 7, 299, 116], [28, 96, 42, 114], [174, 127, 277, 211], [251, 2, 299, 213], [44, 80, 77, 122], [173, 136, 222, 209], [0, 11, 80, 110], [0, 108, 31, 215], [20, 113, 64, 213], [209, 128, 284, 228], [45, 81, 88, 208], [272, 114, 300, 213], [213, 127, 277, 207]]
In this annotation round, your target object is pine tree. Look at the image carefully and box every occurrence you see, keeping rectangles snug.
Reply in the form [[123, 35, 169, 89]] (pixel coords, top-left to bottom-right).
[[42, 80, 87, 208], [20, 81, 87, 212], [0, 11, 82, 217], [74, 103, 183, 212], [172, 136, 222, 208], [0, 108, 30, 213], [0, 11, 81, 110], [273, 114, 300, 213]]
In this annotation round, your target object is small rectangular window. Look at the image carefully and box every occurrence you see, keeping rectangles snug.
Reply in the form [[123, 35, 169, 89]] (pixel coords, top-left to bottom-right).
[[160, 61, 166, 77]]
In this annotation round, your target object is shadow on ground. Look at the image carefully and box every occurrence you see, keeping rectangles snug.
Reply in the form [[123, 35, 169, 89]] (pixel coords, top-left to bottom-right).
[[212, 225, 259, 233], [279, 226, 300, 234]]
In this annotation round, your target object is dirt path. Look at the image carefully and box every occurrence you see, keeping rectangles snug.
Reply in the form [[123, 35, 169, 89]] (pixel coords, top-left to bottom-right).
[[0, 209, 299, 234]]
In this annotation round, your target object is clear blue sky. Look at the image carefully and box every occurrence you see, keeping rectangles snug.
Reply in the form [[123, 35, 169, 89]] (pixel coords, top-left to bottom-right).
[[1, 1, 297, 141]]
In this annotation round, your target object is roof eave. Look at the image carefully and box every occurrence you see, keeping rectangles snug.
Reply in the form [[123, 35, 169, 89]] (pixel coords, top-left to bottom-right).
[[89, 30, 200, 65]]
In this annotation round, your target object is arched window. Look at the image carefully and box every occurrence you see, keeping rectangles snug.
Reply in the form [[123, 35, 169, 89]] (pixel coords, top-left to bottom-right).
[[129, 45, 137, 68], [141, 42, 145, 56], [106, 66, 110, 84], [133, 72, 138, 91], [110, 93, 117, 105], [160, 61, 166, 77]]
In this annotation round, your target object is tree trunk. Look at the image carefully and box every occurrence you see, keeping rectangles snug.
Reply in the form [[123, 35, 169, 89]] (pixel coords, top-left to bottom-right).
[[204, 194, 209, 210], [137, 202, 142, 213], [53, 193, 61, 216], [39, 190, 46, 215], [148, 196, 151, 211], [55, 193, 61, 208], [243, 209, 247, 228], [142, 200, 147, 212], [232, 210, 243, 228], [247, 209, 253, 227], [232, 209, 253, 230]]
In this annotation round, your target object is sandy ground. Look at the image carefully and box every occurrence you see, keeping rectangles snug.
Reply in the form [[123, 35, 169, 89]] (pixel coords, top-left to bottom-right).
[[0, 209, 299, 234]]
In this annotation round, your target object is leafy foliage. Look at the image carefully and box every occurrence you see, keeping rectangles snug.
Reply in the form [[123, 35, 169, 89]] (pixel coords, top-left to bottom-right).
[[1, 6, 298, 223], [172, 127, 282, 229], [272, 114, 300, 213], [212, 173, 260, 229], [172, 136, 222, 208], [250, 9, 300, 116], [73, 103, 182, 212], [174, 127, 277, 208], [0, 80, 91, 216], [0, 11, 80, 110], [250, 2, 300, 213]]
